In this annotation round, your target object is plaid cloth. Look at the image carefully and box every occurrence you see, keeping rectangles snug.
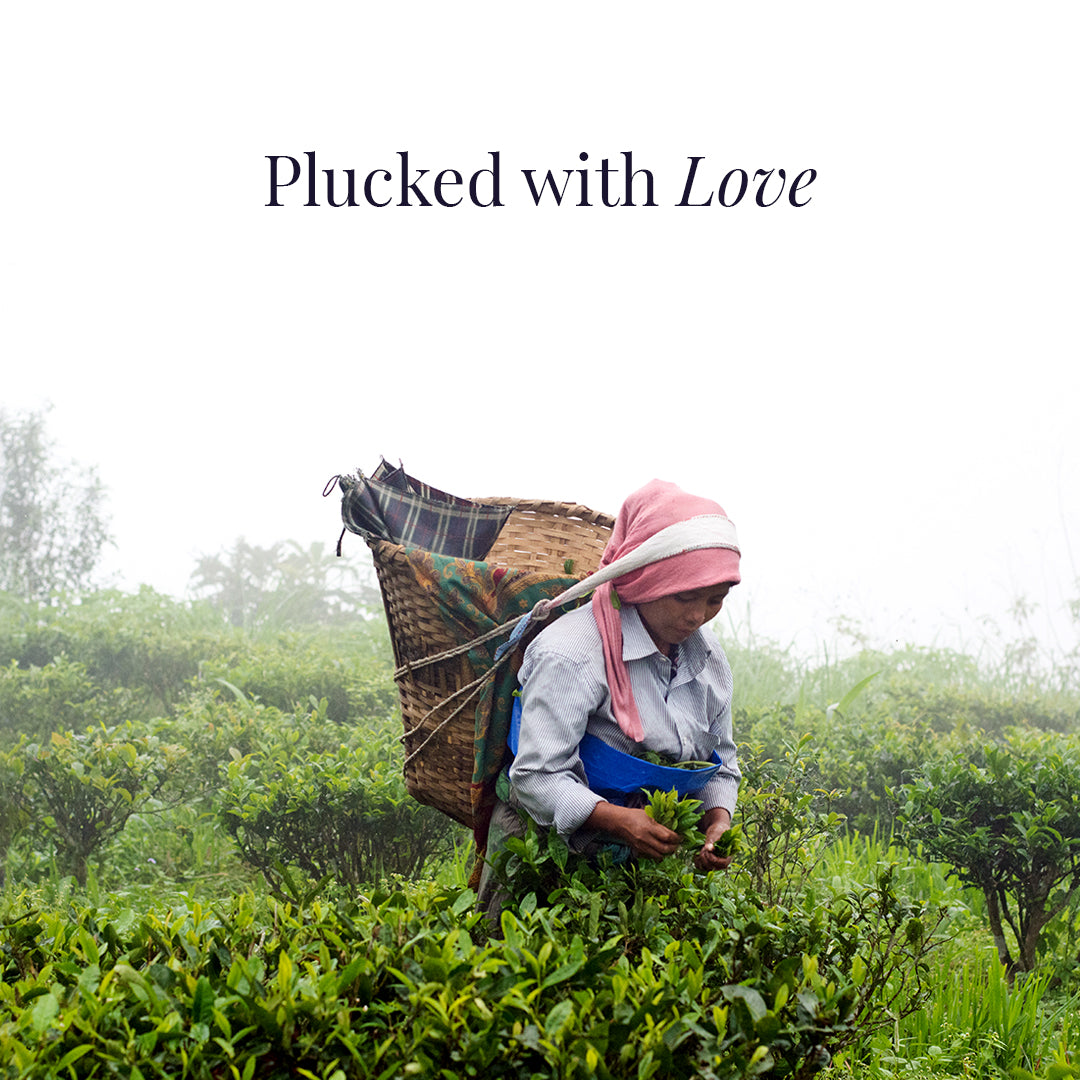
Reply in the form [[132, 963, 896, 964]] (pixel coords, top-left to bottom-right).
[[336, 460, 514, 561]]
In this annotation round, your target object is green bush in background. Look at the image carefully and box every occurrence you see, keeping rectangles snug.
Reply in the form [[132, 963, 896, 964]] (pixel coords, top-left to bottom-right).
[[0, 656, 141, 744], [3, 724, 187, 887], [899, 728, 1080, 975], [221, 741, 459, 895]]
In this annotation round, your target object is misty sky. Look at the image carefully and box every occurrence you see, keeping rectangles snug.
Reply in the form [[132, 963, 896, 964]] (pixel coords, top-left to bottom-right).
[[5, 3, 1078, 666]]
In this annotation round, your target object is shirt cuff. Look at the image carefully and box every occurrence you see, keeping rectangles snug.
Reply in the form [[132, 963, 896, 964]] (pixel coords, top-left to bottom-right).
[[553, 782, 605, 836], [698, 774, 739, 817], [513, 774, 604, 838]]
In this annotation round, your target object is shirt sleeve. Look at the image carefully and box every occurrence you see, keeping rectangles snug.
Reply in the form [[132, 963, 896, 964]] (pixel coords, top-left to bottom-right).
[[696, 655, 741, 816], [509, 649, 607, 837], [697, 703, 740, 815]]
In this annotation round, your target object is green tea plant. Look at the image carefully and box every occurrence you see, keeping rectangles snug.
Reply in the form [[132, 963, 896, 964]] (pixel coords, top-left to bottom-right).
[[195, 631, 397, 724], [4, 724, 188, 887], [898, 728, 1080, 974], [0, 656, 140, 743], [0, 588, 230, 717], [643, 789, 706, 853], [221, 741, 460, 894], [0, 755, 28, 889], [494, 820, 946, 1077], [737, 732, 847, 909], [166, 692, 357, 810], [0, 858, 948, 1080]]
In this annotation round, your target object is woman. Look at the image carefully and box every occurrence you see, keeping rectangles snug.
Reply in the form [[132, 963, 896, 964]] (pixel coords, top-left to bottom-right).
[[481, 479, 741, 911]]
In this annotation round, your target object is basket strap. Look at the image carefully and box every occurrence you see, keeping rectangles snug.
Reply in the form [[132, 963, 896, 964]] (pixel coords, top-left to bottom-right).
[[400, 665, 501, 766], [392, 614, 527, 681]]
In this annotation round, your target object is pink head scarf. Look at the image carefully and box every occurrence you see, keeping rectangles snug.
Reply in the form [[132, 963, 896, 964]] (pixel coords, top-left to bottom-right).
[[591, 479, 741, 742]]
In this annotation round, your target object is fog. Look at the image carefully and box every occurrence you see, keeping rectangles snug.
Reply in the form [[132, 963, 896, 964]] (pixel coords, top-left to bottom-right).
[[5, 2, 1078, 668]]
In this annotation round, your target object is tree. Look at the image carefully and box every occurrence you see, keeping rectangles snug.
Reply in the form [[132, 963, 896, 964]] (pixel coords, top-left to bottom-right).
[[898, 729, 1080, 973], [189, 537, 379, 629], [0, 407, 112, 602]]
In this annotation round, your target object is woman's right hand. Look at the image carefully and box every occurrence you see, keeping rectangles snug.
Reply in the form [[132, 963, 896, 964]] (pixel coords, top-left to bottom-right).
[[586, 802, 682, 860]]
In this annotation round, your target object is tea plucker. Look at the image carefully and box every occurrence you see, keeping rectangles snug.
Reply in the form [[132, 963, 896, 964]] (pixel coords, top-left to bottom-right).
[[482, 479, 742, 900]]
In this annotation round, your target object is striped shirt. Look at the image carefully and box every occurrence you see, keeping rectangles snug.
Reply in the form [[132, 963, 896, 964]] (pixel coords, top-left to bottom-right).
[[510, 603, 740, 838]]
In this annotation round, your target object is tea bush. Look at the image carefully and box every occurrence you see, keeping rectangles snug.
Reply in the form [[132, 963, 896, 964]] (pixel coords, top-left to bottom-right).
[[0, 657, 140, 743], [0, 589, 228, 717], [898, 728, 1080, 975], [3, 724, 188, 887], [195, 632, 397, 725], [220, 740, 460, 894], [735, 664, 1080, 837], [0, 827, 951, 1080], [166, 692, 356, 809]]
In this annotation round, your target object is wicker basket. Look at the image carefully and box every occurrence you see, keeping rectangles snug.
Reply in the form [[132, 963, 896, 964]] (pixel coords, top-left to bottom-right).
[[369, 498, 614, 829]]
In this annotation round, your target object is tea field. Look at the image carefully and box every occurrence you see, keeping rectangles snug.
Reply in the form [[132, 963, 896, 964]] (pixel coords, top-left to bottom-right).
[[1, 589, 1078, 1079]]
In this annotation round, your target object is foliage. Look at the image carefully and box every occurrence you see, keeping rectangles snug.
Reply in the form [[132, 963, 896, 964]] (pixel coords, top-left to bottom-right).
[[898, 728, 1080, 974], [483, 745, 948, 1078], [735, 732, 848, 908], [195, 631, 397, 725], [856, 950, 1078, 1079], [219, 710, 460, 895], [2, 583, 1080, 1077], [163, 693, 347, 806], [0, 588, 395, 726], [643, 789, 706, 851], [189, 537, 380, 630], [4, 724, 188, 887], [0, 656, 141, 743], [0, 850, 951, 1080], [735, 664, 1079, 836], [0, 757, 29, 890], [0, 406, 112, 602], [0, 588, 235, 718]]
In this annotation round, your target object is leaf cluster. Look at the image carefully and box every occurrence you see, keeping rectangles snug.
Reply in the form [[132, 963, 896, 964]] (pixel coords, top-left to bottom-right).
[[0, 833, 948, 1080], [220, 735, 460, 896], [898, 728, 1080, 973]]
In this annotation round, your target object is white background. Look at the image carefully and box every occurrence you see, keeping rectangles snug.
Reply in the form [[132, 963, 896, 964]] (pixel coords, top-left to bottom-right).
[[5, 3, 1078, 663]]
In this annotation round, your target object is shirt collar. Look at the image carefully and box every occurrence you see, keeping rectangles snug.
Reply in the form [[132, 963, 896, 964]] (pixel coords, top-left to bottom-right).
[[621, 605, 713, 676]]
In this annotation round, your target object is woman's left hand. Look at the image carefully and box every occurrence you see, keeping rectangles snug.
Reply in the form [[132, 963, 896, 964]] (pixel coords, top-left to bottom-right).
[[695, 807, 734, 872]]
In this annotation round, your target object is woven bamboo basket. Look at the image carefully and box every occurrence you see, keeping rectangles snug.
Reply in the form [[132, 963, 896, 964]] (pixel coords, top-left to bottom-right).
[[369, 498, 615, 829]]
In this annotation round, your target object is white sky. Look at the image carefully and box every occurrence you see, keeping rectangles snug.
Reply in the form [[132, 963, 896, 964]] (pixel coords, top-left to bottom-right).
[[4, 3, 1078, 667]]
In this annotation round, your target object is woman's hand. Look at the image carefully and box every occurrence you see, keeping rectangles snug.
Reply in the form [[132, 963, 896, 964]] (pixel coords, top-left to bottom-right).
[[695, 807, 734, 872], [586, 802, 682, 860]]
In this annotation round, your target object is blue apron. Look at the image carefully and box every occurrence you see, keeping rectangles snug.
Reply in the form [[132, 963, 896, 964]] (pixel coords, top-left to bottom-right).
[[508, 692, 723, 801]]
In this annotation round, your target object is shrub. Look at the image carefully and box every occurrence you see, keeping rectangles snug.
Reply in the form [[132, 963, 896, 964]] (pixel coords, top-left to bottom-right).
[[898, 728, 1080, 973], [5, 724, 188, 887], [166, 692, 354, 810], [221, 741, 460, 893], [0, 863, 946, 1080], [195, 632, 398, 725], [0, 588, 229, 717], [0, 656, 140, 743]]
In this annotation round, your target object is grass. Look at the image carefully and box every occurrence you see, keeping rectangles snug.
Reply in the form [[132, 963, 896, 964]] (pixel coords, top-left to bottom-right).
[[815, 829, 1080, 1080]]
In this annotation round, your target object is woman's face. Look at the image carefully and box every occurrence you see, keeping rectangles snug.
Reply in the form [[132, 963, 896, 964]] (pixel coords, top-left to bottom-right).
[[636, 582, 733, 655]]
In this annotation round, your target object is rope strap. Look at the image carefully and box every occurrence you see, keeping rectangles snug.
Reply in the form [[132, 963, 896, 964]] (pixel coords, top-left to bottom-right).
[[400, 662, 506, 766], [392, 613, 527, 682]]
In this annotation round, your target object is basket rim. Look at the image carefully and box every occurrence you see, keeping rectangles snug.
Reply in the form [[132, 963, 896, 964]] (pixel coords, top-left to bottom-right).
[[471, 496, 615, 520]]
